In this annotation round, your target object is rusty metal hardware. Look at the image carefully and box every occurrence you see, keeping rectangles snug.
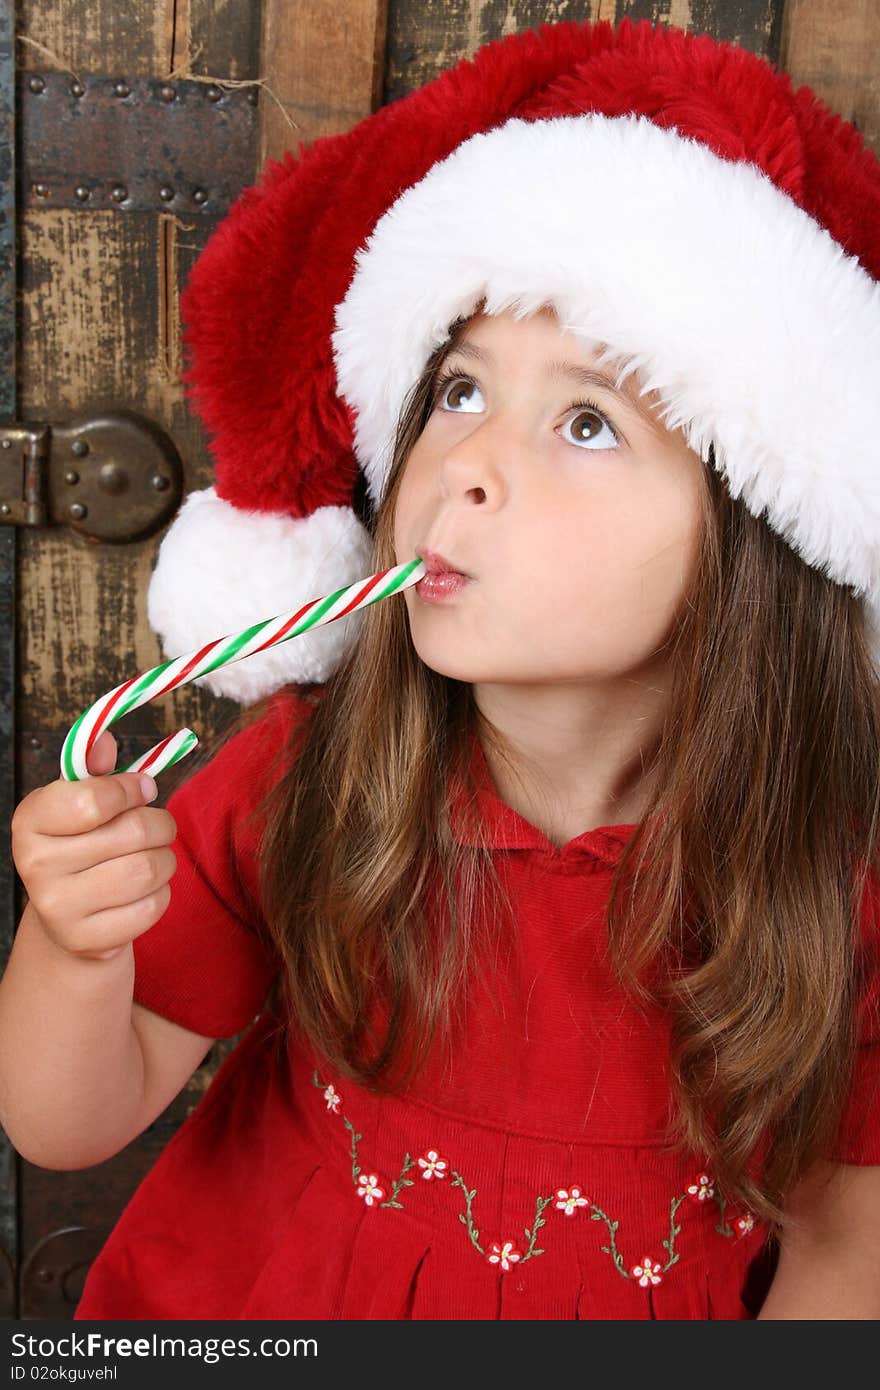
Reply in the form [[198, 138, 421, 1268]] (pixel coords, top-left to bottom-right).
[[19, 1225, 110, 1317], [20, 71, 258, 215], [0, 410, 183, 542]]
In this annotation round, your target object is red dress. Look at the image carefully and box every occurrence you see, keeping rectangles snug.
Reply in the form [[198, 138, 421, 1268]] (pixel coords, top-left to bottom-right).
[[74, 691, 880, 1320]]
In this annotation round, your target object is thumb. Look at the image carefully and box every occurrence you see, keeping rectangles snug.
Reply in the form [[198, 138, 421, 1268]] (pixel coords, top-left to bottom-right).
[[85, 728, 117, 778]]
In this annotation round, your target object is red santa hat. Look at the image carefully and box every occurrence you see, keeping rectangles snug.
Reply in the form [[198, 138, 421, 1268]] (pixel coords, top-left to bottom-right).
[[147, 16, 880, 704]]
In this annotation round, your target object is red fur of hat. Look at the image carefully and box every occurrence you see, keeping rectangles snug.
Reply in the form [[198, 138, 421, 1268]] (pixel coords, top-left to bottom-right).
[[179, 15, 880, 522]]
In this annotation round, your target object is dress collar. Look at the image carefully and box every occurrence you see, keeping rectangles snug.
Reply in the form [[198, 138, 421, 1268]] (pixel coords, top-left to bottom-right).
[[448, 728, 639, 866]]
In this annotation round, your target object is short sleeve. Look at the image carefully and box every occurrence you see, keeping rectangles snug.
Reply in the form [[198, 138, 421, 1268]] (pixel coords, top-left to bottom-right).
[[132, 688, 318, 1039], [832, 866, 880, 1165]]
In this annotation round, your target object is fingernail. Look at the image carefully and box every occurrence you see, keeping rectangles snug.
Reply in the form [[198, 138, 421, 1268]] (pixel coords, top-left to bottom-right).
[[140, 774, 159, 802]]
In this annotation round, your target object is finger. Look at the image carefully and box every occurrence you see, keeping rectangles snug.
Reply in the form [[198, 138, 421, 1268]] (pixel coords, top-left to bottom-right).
[[31, 767, 159, 837], [22, 806, 178, 878]]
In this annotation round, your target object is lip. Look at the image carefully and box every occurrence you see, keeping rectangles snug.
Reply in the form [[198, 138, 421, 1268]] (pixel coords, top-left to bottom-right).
[[414, 549, 471, 603]]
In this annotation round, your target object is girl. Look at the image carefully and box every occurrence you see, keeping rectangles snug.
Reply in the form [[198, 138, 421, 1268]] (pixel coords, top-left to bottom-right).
[[4, 17, 880, 1320]]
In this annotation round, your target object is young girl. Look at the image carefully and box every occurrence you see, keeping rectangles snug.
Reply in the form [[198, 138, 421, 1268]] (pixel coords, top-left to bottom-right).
[[4, 17, 880, 1320]]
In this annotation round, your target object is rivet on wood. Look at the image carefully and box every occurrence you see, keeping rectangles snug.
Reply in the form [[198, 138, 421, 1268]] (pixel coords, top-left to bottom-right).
[[110, 185, 128, 203], [0, 504, 10, 516], [158, 84, 176, 102], [206, 85, 222, 102], [28, 75, 45, 94], [159, 186, 175, 202], [33, 183, 49, 198], [71, 440, 89, 457], [64, 470, 80, 484], [29, 736, 42, 750], [151, 473, 170, 492], [1, 439, 10, 448], [74, 186, 90, 202], [193, 189, 208, 205], [113, 81, 131, 99], [247, 88, 258, 106], [71, 81, 85, 98], [69, 503, 87, 520]]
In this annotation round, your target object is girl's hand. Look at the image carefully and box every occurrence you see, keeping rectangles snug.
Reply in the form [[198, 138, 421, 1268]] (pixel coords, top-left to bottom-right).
[[10, 730, 178, 962]]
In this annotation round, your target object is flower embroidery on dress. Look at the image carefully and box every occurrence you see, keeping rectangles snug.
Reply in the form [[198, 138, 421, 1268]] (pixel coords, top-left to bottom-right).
[[632, 1255, 663, 1288], [555, 1186, 590, 1216], [418, 1149, 449, 1180], [486, 1240, 522, 1271], [686, 1172, 715, 1202], [310, 1069, 759, 1285], [357, 1173, 385, 1206]]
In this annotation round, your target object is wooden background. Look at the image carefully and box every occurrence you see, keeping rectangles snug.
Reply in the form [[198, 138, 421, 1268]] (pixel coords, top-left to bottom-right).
[[3, 0, 878, 1320]]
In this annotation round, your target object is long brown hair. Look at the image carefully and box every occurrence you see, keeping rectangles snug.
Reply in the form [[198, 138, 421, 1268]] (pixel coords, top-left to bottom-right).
[[241, 310, 880, 1231]]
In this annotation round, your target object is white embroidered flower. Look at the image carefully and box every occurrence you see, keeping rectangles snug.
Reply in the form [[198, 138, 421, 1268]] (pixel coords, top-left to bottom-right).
[[486, 1240, 522, 1272], [323, 1083, 341, 1114], [417, 1148, 448, 1180], [686, 1173, 715, 1202], [632, 1255, 663, 1287], [735, 1212, 755, 1235], [356, 1173, 385, 1206], [555, 1185, 590, 1216]]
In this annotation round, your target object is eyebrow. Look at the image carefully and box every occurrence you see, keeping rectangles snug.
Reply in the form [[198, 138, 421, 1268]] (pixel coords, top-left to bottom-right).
[[440, 338, 660, 431]]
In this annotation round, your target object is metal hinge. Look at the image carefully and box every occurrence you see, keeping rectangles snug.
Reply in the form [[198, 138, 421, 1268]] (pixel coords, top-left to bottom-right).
[[0, 410, 183, 542]]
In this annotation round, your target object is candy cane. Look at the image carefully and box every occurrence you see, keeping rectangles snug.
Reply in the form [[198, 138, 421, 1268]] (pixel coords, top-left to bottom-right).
[[60, 557, 428, 782]]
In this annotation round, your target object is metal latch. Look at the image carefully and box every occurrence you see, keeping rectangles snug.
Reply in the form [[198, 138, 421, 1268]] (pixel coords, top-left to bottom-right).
[[0, 411, 183, 542]]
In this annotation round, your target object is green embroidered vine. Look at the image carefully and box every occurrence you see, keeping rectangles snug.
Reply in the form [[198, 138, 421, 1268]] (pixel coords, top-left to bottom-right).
[[521, 1193, 554, 1262], [661, 1194, 685, 1271], [711, 1189, 734, 1238], [381, 1154, 415, 1210], [589, 1204, 630, 1280], [451, 1171, 484, 1255]]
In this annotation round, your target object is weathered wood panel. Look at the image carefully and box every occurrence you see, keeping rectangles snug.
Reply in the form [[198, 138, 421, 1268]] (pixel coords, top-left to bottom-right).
[[259, 0, 389, 162], [780, 0, 879, 153], [384, 0, 784, 103]]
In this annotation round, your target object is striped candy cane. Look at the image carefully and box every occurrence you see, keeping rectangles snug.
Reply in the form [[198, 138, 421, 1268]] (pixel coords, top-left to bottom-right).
[[60, 557, 427, 782]]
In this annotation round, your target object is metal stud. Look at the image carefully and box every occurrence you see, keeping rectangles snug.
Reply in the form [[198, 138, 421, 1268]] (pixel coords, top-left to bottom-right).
[[151, 473, 170, 492], [74, 186, 90, 202], [71, 80, 85, 98], [247, 88, 259, 105], [28, 75, 45, 94], [113, 81, 131, 99], [64, 470, 80, 485], [1, 439, 10, 449], [71, 440, 89, 457], [0, 504, 9, 517], [158, 84, 176, 102], [206, 85, 222, 102], [33, 183, 49, 199], [109, 185, 128, 203], [159, 186, 175, 202], [193, 189, 208, 205], [68, 503, 87, 521]]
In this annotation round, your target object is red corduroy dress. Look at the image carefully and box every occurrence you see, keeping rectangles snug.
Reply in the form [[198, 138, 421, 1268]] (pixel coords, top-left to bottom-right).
[[74, 691, 880, 1320]]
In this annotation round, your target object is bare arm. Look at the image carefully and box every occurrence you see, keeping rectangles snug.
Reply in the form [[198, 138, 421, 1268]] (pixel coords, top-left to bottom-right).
[[0, 903, 214, 1169], [757, 1162, 880, 1319]]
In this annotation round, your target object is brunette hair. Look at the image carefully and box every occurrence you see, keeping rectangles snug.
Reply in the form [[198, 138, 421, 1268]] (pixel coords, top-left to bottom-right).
[[219, 308, 880, 1232]]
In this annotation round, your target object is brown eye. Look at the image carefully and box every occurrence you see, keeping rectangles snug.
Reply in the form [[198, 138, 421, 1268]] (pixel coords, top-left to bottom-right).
[[560, 403, 621, 451], [434, 374, 483, 414]]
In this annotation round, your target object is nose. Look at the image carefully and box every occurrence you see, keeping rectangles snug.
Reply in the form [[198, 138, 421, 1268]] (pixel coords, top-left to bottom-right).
[[438, 416, 508, 507]]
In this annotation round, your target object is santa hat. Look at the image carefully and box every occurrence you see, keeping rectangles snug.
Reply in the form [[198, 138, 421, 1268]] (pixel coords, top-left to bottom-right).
[[147, 16, 880, 704]]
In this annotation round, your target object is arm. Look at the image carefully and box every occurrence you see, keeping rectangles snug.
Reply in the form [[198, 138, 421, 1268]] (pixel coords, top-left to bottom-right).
[[757, 1161, 880, 1319], [0, 902, 214, 1170]]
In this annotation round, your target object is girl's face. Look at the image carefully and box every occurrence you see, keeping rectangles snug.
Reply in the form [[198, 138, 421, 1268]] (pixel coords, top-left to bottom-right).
[[393, 307, 706, 687]]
